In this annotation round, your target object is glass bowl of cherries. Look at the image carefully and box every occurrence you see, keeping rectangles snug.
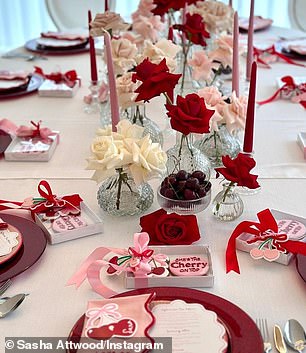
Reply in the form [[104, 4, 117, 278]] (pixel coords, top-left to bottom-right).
[[157, 170, 212, 215]]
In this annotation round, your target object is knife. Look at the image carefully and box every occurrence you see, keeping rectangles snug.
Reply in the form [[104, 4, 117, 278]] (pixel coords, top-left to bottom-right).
[[274, 324, 287, 353]]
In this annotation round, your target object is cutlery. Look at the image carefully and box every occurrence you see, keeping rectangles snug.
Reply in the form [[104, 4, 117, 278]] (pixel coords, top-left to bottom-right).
[[1, 53, 47, 61], [284, 319, 306, 353], [274, 324, 287, 353], [0, 294, 27, 318], [256, 318, 272, 353], [0, 279, 11, 296]]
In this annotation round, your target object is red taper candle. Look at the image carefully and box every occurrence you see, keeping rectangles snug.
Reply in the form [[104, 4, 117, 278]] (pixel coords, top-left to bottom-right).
[[246, 0, 254, 81], [243, 61, 257, 153], [105, 0, 109, 12], [88, 10, 98, 83], [168, 26, 174, 41], [232, 11, 239, 96]]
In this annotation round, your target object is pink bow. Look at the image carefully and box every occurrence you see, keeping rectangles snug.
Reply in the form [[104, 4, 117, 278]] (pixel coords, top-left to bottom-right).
[[0, 119, 18, 135], [86, 303, 121, 329], [16, 121, 56, 143]]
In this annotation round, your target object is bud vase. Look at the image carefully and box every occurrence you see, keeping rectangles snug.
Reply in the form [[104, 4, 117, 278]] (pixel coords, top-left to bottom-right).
[[97, 168, 154, 216], [166, 132, 211, 178], [195, 124, 241, 168], [125, 105, 163, 146], [212, 182, 244, 221]]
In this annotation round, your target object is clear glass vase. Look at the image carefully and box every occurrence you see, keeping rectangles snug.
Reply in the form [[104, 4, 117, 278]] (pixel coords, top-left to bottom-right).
[[97, 168, 154, 216], [195, 124, 241, 168], [212, 182, 244, 221], [166, 132, 211, 178], [125, 105, 163, 146]]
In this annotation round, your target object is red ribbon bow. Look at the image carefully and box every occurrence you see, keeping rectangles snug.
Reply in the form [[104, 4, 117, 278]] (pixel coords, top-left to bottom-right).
[[128, 247, 154, 260], [34, 66, 79, 88], [30, 180, 82, 216], [226, 209, 306, 274], [16, 120, 56, 143], [254, 45, 306, 68], [257, 76, 306, 109]]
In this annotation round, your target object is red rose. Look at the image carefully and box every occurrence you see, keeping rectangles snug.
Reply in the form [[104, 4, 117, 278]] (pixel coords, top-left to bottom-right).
[[166, 93, 214, 135], [215, 153, 260, 189], [132, 58, 181, 103], [140, 208, 201, 245], [152, 0, 197, 16], [174, 13, 210, 46]]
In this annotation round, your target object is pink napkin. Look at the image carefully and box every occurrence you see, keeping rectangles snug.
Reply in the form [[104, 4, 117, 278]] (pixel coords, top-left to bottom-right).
[[40, 31, 88, 41], [0, 70, 29, 81]]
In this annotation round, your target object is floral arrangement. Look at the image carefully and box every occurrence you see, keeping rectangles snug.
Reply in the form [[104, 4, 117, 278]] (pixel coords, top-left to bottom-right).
[[151, 0, 198, 16], [140, 208, 201, 245]]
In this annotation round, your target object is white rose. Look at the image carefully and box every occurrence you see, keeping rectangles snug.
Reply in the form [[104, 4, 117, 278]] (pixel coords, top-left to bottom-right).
[[114, 119, 144, 140], [110, 38, 138, 74], [116, 73, 139, 109]]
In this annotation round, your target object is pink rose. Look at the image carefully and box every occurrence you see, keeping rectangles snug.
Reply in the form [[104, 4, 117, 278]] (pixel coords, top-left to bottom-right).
[[222, 91, 248, 133], [110, 38, 138, 74], [208, 35, 233, 69], [133, 15, 165, 42], [197, 86, 224, 106], [188, 51, 219, 82], [132, 0, 155, 20]]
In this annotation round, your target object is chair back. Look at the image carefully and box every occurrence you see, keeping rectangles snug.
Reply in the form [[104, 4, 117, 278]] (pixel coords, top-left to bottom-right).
[[288, 0, 306, 31]]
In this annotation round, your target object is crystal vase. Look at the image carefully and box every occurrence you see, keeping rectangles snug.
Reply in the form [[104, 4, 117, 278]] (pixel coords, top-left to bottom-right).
[[97, 168, 154, 216], [166, 132, 211, 178], [195, 124, 241, 168], [125, 105, 163, 146], [212, 182, 244, 221]]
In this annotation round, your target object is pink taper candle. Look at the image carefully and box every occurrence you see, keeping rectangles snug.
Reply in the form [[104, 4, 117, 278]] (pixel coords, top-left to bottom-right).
[[246, 0, 254, 81], [88, 10, 98, 83], [243, 61, 257, 153], [232, 11, 239, 96], [103, 30, 119, 132], [105, 0, 109, 12], [229, 0, 232, 7]]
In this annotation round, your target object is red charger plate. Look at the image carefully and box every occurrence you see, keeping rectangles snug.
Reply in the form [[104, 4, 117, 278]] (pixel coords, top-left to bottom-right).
[[66, 287, 263, 353], [0, 75, 43, 100], [0, 224, 23, 266], [0, 214, 47, 282], [25, 38, 89, 55]]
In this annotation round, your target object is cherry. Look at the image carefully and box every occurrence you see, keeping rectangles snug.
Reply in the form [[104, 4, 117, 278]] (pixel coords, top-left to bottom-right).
[[183, 189, 197, 200], [185, 177, 199, 190], [176, 170, 189, 181], [164, 188, 177, 199]]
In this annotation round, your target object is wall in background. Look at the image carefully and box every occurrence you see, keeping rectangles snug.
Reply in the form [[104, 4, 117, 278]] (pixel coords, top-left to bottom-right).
[[0, 0, 290, 53]]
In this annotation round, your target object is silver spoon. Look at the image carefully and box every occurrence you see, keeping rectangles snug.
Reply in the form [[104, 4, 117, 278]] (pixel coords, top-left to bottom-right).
[[0, 294, 27, 318], [284, 319, 306, 353]]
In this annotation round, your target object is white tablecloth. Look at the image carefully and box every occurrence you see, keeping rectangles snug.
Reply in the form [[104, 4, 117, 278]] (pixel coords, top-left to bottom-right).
[[0, 25, 306, 353]]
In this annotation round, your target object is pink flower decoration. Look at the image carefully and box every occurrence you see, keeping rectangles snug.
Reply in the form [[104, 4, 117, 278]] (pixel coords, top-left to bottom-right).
[[188, 51, 219, 82], [132, 0, 155, 19], [133, 15, 165, 42], [222, 91, 248, 133], [209, 35, 233, 69]]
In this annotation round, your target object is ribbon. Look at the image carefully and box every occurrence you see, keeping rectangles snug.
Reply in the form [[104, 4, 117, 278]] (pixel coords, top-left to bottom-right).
[[67, 232, 167, 298], [0, 119, 18, 135], [16, 121, 56, 144], [257, 76, 306, 108], [34, 66, 79, 88], [86, 303, 121, 329], [226, 209, 306, 274], [30, 180, 82, 216], [253, 45, 306, 68]]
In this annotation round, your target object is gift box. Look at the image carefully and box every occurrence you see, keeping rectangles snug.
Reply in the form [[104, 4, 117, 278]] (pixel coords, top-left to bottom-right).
[[0, 119, 18, 154], [297, 132, 306, 159], [236, 209, 306, 265], [4, 132, 59, 162], [125, 245, 214, 288], [38, 79, 80, 98], [34, 201, 103, 244]]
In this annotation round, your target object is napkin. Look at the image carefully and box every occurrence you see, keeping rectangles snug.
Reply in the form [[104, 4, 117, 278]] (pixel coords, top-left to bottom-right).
[[0, 70, 29, 81], [40, 31, 88, 41]]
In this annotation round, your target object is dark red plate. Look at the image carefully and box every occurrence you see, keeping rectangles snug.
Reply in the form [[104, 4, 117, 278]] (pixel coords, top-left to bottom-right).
[[0, 214, 47, 282], [25, 38, 89, 55], [0, 75, 43, 100], [275, 40, 306, 61], [296, 254, 306, 283], [66, 287, 263, 353]]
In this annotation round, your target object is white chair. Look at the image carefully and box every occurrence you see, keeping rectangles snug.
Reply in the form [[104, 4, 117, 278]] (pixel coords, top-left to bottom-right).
[[288, 0, 306, 31], [45, 0, 117, 31]]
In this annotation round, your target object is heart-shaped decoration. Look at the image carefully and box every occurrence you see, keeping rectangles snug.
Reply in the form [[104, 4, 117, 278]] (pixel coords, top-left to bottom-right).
[[106, 256, 119, 275], [250, 248, 264, 259], [149, 267, 169, 277], [87, 318, 137, 340], [263, 248, 280, 262]]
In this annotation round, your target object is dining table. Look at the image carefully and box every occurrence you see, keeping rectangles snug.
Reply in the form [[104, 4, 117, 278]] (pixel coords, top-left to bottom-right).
[[0, 24, 306, 353]]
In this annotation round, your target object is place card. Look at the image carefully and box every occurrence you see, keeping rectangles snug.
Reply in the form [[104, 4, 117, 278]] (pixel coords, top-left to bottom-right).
[[236, 209, 306, 265], [38, 79, 80, 98], [125, 245, 214, 288], [34, 201, 103, 244]]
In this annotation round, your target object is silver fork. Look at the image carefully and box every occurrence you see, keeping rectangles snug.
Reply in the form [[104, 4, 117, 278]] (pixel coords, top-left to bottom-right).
[[257, 318, 272, 353], [0, 280, 12, 296]]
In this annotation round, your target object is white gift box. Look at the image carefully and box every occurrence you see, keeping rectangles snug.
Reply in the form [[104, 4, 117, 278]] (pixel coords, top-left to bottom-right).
[[38, 79, 79, 98], [34, 201, 103, 244], [125, 245, 214, 289], [4, 132, 59, 162], [297, 132, 306, 159], [236, 209, 306, 265]]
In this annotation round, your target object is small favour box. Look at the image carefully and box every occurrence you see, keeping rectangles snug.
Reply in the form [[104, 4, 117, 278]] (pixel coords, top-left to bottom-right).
[[38, 79, 80, 98], [35, 201, 103, 245], [297, 132, 306, 159], [4, 133, 59, 162], [236, 209, 306, 265], [125, 245, 214, 288]]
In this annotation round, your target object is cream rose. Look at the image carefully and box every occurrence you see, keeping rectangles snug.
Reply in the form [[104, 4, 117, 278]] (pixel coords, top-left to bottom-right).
[[114, 119, 144, 141], [222, 92, 248, 133], [190, 1, 234, 34], [129, 135, 167, 185], [116, 73, 139, 109], [110, 38, 137, 75], [90, 12, 129, 36]]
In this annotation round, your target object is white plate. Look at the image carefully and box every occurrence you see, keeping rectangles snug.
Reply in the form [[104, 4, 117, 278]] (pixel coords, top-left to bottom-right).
[[36, 37, 87, 48]]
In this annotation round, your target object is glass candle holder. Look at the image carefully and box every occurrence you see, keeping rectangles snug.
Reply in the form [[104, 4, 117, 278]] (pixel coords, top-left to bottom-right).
[[84, 81, 101, 114]]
